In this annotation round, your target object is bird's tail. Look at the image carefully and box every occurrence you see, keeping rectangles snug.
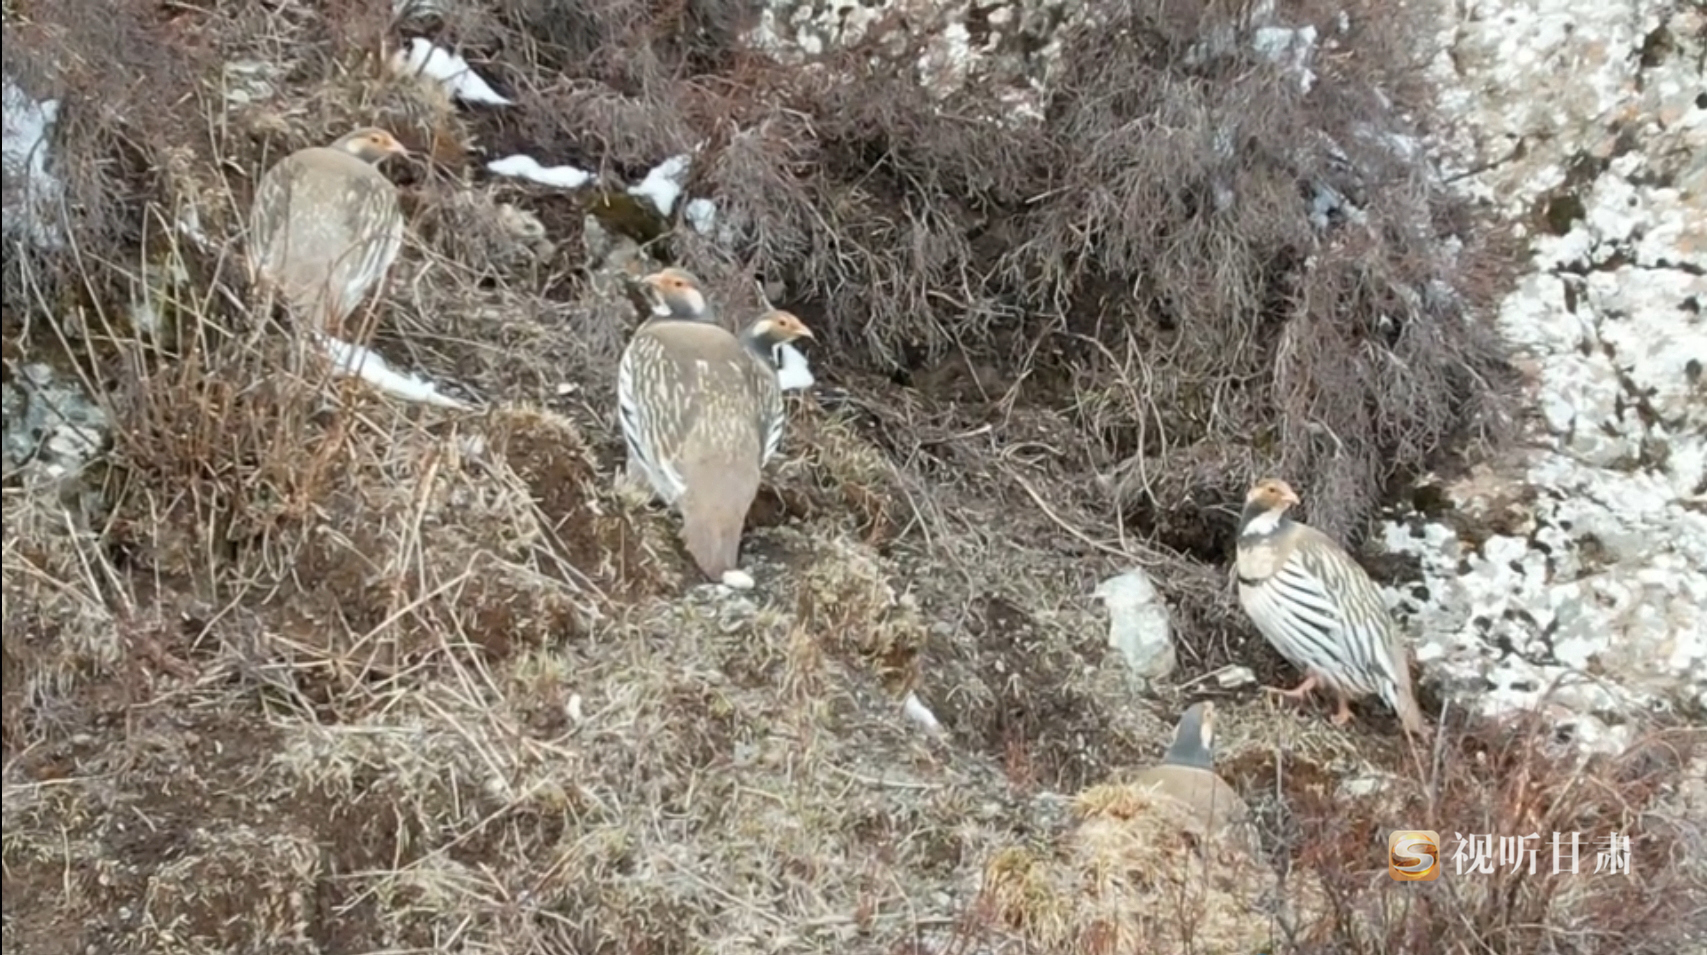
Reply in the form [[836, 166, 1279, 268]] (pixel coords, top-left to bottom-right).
[[1384, 638, 1430, 740], [676, 439, 760, 581]]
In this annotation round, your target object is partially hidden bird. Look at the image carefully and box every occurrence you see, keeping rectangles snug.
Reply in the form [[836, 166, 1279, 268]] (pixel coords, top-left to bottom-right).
[[1132, 701, 1255, 851], [1235, 477, 1428, 737], [617, 268, 813, 588], [248, 127, 409, 337]]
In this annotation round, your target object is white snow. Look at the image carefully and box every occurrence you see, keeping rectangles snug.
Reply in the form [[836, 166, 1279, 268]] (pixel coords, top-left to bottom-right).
[[487, 154, 596, 189], [316, 335, 472, 411], [684, 198, 718, 235], [628, 153, 693, 217], [2, 74, 66, 251], [388, 38, 512, 107]]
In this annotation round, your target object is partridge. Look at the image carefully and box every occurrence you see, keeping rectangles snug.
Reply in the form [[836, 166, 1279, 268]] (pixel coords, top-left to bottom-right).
[[1235, 478, 1428, 737], [618, 271, 812, 586], [1133, 701, 1255, 850], [248, 127, 408, 335], [638, 266, 712, 321]]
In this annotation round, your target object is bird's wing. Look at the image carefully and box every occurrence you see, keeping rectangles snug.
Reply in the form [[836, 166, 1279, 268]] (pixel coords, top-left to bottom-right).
[[619, 322, 753, 501], [751, 354, 785, 466], [617, 334, 688, 502]]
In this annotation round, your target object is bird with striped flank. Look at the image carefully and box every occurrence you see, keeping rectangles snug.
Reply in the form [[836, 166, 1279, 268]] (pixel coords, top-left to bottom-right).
[[618, 272, 812, 588], [1235, 478, 1428, 737], [1132, 701, 1256, 852], [248, 127, 409, 337]]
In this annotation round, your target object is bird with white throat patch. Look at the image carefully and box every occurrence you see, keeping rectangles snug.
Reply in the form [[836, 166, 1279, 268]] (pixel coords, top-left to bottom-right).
[[1234, 477, 1428, 738]]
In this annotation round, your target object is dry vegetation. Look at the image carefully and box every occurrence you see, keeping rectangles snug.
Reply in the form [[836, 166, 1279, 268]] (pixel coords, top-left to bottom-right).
[[2, 0, 1703, 953]]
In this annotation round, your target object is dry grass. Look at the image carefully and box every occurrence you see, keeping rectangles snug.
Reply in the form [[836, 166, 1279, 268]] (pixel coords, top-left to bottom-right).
[[2, 0, 1700, 953]]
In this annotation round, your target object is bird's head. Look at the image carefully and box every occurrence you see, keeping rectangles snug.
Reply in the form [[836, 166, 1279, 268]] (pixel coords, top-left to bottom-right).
[[333, 127, 410, 164], [639, 267, 709, 320], [746, 310, 814, 347], [1165, 701, 1216, 770], [1245, 477, 1301, 514]]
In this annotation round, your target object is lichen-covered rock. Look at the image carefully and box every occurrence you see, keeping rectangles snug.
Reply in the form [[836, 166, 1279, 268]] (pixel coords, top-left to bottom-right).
[[2, 363, 110, 482], [1, 73, 66, 252], [1385, 0, 1707, 749], [746, 0, 1091, 116]]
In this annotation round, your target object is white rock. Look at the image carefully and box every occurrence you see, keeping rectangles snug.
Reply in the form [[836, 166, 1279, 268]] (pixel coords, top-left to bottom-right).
[[902, 690, 946, 737], [2, 363, 109, 476], [720, 569, 756, 591], [1214, 665, 1258, 689], [1093, 567, 1175, 680]]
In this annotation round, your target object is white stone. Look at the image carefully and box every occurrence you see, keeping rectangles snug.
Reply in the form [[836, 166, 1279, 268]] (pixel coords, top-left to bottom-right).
[[1093, 567, 1176, 680], [720, 569, 757, 591]]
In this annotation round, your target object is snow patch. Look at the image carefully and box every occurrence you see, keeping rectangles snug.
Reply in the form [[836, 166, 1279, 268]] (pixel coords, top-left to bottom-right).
[[316, 335, 473, 411], [389, 38, 512, 107], [487, 154, 596, 189], [2, 74, 66, 252]]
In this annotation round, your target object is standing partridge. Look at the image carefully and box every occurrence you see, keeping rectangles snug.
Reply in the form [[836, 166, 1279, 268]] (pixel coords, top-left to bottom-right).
[[1133, 701, 1255, 851], [618, 270, 812, 586], [248, 127, 409, 336], [1235, 478, 1428, 737]]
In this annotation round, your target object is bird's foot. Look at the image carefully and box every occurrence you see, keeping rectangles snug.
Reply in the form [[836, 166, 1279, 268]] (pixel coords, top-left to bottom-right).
[[1330, 698, 1355, 726], [1263, 673, 1320, 705]]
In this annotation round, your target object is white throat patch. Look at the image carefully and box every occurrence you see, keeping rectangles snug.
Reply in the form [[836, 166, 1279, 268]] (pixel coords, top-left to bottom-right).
[[1242, 508, 1284, 537]]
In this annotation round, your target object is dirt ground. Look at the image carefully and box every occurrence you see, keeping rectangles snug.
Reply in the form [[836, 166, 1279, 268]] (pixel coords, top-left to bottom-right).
[[3, 1, 1704, 953]]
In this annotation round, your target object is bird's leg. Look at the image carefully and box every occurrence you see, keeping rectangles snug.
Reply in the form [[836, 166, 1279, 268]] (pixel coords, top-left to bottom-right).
[[1263, 671, 1320, 704], [1329, 692, 1355, 726]]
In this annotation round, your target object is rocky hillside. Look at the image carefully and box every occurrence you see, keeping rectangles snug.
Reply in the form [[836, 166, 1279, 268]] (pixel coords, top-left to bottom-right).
[[2, 0, 1702, 952]]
